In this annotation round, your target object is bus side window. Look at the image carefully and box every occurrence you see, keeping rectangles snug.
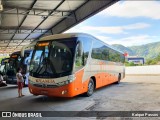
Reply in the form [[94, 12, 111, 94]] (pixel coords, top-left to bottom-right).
[[91, 40, 109, 61], [120, 54, 125, 63], [109, 49, 121, 62], [102, 47, 109, 60]]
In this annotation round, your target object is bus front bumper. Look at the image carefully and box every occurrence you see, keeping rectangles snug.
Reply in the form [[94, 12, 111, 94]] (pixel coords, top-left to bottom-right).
[[28, 83, 75, 97]]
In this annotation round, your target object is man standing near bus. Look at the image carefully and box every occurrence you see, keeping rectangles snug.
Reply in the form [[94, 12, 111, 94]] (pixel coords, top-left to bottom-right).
[[16, 67, 24, 97]]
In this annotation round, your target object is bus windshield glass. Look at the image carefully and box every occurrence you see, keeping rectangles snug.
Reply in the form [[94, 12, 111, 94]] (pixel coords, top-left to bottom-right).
[[9, 54, 21, 70], [6, 54, 22, 76], [29, 38, 77, 78]]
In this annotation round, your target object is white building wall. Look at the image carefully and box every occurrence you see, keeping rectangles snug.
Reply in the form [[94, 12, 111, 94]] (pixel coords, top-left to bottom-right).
[[128, 59, 144, 64], [126, 65, 160, 75]]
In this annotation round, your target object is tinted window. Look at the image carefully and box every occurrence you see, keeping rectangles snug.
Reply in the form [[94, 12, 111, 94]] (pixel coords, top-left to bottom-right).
[[74, 37, 92, 71], [91, 41, 109, 60], [91, 40, 124, 63], [30, 38, 76, 78], [109, 49, 120, 62], [50, 40, 74, 74], [109, 49, 125, 63]]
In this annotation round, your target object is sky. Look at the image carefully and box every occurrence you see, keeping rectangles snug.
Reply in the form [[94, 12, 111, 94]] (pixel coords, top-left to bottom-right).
[[65, 1, 160, 47]]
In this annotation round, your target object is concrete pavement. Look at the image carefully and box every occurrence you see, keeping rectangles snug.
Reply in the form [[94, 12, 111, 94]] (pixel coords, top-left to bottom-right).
[[0, 75, 160, 120]]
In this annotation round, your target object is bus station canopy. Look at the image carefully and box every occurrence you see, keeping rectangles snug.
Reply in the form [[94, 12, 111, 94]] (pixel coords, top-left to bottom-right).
[[0, 0, 118, 54]]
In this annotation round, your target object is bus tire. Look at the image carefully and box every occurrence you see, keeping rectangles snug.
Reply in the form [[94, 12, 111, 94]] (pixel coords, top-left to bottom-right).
[[115, 74, 121, 84], [86, 78, 95, 97]]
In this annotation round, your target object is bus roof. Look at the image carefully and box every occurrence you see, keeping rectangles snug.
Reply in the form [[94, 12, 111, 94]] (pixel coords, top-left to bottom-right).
[[1, 58, 9, 64], [40, 33, 92, 41], [10, 50, 32, 56], [40, 33, 124, 55]]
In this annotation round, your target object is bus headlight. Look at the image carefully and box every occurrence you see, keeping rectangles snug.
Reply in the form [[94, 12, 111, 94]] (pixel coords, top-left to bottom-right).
[[56, 75, 76, 86], [58, 81, 66, 86], [67, 75, 76, 82], [29, 80, 34, 84], [57, 79, 72, 86], [65, 80, 69, 84]]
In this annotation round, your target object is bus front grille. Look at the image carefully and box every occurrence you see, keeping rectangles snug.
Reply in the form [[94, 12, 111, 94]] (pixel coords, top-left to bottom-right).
[[33, 84, 58, 88], [33, 84, 42, 87]]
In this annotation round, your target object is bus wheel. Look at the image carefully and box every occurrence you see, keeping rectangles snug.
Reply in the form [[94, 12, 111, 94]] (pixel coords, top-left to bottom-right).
[[115, 74, 121, 84], [86, 78, 95, 97]]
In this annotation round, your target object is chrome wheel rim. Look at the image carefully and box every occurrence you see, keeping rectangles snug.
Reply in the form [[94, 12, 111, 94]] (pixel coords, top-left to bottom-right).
[[88, 80, 94, 95]]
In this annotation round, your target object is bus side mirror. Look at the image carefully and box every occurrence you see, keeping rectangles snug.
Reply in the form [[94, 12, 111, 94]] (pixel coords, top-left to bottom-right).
[[77, 42, 83, 57], [25, 57, 31, 65], [27, 59, 31, 65]]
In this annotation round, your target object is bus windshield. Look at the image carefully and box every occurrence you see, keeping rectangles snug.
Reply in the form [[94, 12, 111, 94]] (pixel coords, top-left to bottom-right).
[[29, 38, 77, 78], [6, 54, 21, 76], [9, 54, 21, 70], [6, 51, 32, 77]]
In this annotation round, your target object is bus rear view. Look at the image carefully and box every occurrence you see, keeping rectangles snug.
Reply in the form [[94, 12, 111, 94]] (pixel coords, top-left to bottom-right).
[[28, 33, 125, 97]]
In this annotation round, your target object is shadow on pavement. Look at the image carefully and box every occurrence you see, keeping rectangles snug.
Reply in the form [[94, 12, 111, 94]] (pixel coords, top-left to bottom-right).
[[0, 85, 17, 90]]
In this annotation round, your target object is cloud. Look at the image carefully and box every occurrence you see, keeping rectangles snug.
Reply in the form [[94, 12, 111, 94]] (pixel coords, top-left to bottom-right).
[[65, 23, 150, 35], [66, 24, 158, 46], [65, 22, 155, 46], [123, 23, 150, 30], [99, 1, 160, 20], [96, 35, 160, 47]]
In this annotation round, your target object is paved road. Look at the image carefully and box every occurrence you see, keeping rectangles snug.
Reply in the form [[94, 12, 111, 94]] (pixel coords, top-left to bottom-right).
[[0, 75, 160, 120]]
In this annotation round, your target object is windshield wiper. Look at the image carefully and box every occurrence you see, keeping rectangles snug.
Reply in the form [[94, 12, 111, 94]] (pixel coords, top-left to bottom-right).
[[36, 57, 48, 74]]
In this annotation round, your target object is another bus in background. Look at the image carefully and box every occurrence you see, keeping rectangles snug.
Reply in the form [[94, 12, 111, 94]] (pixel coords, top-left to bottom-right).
[[6, 50, 32, 86], [0, 58, 9, 75]]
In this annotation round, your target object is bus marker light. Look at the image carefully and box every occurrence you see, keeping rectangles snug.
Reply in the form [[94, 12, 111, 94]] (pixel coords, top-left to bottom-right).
[[62, 90, 67, 95], [11, 55, 18, 58], [37, 42, 49, 47], [62, 91, 65, 95]]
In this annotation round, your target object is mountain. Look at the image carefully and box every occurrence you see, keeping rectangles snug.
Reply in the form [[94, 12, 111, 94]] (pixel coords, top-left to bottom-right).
[[129, 42, 160, 59], [112, 42, 160, 59], [112, 44, 135, 56]]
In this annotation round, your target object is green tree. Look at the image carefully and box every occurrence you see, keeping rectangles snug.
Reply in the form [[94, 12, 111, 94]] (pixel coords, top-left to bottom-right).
[[145, 54, 160, 65], [125, 61, 136, 66]]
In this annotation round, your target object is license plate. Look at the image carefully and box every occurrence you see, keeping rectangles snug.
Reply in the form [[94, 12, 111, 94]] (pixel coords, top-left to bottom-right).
[[41, 90, 48, 94]]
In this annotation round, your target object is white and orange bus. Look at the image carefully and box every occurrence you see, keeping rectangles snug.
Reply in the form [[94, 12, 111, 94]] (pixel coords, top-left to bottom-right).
[[25, 33, 125, 97]]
